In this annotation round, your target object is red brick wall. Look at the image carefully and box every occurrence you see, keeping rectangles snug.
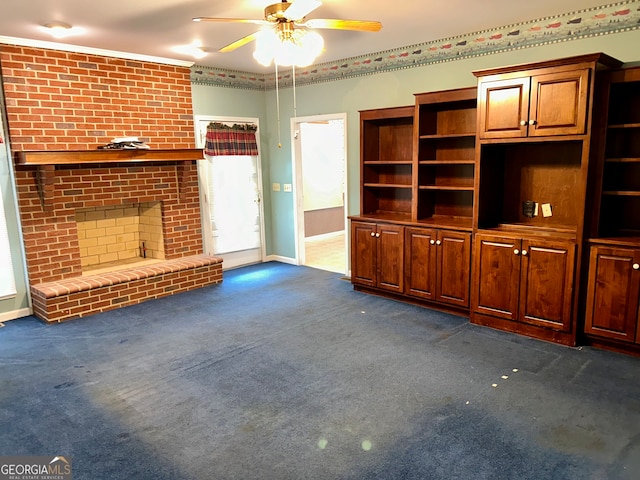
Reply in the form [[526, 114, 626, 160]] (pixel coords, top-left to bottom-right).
[[0, 44, 195, 150], [1, 44, 204, 285]]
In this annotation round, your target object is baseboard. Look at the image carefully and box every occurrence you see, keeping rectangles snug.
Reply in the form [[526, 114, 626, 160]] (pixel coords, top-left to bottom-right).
[[0, 307, 33, 323], [264, 255, 297, 265]]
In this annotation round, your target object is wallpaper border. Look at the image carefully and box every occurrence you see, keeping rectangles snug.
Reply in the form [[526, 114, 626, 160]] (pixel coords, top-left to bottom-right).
[[190, 0, 640, 90]]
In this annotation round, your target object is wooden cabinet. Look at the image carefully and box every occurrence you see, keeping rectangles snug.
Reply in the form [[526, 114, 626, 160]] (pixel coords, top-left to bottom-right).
[[360, 106, 414, 221], [477, 68, 589, 138], [414, 87, 477, 229], [471, 54, 620, 346], [472, 233, 576, 332], [404, 227, 471, 308], [351, 88, 475, 314], [584, 66, 640, 354], [351, 221, 404, 293], [584, 244, 640, 343]]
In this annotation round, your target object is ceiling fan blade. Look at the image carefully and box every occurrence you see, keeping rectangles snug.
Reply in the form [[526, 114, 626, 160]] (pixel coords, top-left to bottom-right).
[[218, 31, 261, 53], [284, 0, 322, 21], [193, 17, 269, 26], [301, 19, 382, 32]]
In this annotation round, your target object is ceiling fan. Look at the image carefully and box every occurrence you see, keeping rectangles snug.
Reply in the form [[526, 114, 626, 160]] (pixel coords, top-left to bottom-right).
[[193, 0, 382, 54]]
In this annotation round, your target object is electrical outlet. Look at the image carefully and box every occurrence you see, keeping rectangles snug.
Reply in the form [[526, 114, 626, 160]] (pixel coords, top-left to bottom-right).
[[272, 183, 280, 192], [283, 184, 292, 192]]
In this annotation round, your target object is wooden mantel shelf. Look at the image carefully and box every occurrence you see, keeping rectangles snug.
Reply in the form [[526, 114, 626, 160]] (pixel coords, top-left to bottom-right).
[[14, 148, 204, 166]]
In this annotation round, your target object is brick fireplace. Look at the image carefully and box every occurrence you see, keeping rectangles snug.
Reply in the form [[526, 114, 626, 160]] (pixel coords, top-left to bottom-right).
[[1, 44, 223, 322]]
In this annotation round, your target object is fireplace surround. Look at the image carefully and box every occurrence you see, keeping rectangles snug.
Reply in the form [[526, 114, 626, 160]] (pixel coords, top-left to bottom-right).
[[13, 149, 223, 322]]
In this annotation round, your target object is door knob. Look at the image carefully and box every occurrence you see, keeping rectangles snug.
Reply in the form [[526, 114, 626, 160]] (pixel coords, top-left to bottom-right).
[[375, 233, 380, 238], [436, 240, 441, 245], [430, 239, 435, 245], [370, 232, 375, 237], [520, 120, 527, 126], [633, 263, 639, 270], [521, 250, 528, 256], [514, 249, 519, 255], [529, 119, 537, 126]]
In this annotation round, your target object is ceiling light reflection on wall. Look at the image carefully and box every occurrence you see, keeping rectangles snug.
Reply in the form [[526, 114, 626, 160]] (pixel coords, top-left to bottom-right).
[[173, 41, 208, 59], [253, 27, 323, 67]]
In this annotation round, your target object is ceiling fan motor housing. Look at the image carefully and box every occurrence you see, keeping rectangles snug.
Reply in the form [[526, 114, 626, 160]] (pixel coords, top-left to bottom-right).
[[265, 2, 292, 22]]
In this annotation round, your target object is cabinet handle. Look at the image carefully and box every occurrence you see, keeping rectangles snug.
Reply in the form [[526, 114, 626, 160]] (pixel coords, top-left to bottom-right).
[[514, 249, 520, 255], [430, 239, 435, 245], [370, 232, 375, 237], [375, 233, 380, 238], [634, 263, 640, 270], [520, 120, 527, 126], [521, 249, 528, 256], [436, 240, 441, 245], [529, 119, 537, 126]]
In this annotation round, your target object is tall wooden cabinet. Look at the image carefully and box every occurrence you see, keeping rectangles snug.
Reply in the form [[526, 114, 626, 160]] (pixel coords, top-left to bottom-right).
[[583, 66, 640, 355], [350, 89, 476, 313], [350, 54, 640, 356], [470, 54, 620, 346]]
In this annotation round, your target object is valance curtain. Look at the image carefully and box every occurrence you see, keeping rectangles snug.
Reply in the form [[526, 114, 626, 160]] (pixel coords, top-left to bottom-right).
[[204, 122, 259, 156]]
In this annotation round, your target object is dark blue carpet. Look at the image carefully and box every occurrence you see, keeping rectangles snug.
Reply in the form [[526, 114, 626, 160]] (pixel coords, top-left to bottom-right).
[[1, 262, 639, 479]]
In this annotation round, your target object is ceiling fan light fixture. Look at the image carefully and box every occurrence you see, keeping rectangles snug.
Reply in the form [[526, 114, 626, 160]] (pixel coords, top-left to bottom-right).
[[253, 27, 323, 68]]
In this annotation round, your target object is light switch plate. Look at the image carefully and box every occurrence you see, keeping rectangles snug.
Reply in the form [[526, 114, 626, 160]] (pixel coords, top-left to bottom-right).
[[283, 184, 292, 192], [272, 183, 280, 192], [541, 203, 553, 217]]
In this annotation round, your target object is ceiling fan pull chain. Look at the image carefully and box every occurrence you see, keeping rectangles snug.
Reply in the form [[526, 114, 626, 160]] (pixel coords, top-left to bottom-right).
[[275, 63, 282, 148], [293, 64, 297, 120]]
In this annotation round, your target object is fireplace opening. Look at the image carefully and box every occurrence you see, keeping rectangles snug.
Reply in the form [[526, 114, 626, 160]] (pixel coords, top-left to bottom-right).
[[76, 202, 165, 275]]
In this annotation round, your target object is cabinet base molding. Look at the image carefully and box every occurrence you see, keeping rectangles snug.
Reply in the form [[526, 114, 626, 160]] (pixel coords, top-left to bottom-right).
[[352, 285, 469, 318], [470, 312, 577, 346], [580, 335, 640, 358]]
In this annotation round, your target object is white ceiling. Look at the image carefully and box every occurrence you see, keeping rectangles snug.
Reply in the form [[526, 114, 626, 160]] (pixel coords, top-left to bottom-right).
[[0, 0, 614, 73]]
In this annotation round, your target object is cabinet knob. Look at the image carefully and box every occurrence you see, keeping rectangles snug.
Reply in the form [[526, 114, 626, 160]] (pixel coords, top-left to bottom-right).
[[520, 120, 527, 126], [370, 232, 375, 237], [514, 249, 520, 255], [529, 119, 537, 126], [634, 263, 640, 270], [436, 240, 441, 245], [430, 239, 435, 245], [375, 233, 380, 238], [522, 249, 528, 256]]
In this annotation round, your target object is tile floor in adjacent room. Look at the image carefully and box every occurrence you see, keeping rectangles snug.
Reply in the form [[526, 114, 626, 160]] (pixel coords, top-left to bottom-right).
[[304, 231, 346, 274]]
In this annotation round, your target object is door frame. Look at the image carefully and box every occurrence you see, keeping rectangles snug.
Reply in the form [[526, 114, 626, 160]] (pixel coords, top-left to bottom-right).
[[290, 113, 348, 273], [194, 115, 266, 268]]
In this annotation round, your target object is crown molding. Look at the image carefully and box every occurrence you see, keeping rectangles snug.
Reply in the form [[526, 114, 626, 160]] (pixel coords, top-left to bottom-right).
[[191, 0, 640, 90], [0, 36, 194, 67]]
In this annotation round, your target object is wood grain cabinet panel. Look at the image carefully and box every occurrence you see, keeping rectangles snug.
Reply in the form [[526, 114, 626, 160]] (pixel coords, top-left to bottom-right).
[[584, 245, 640, 342], [351, 221, 404, 294], [472, 234, 576, 332], [478, 68, 589, 139], [405, 228, 471, 307]]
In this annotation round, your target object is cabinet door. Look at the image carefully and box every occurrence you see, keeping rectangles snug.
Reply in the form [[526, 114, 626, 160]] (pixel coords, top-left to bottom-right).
[[377, 224, 405, 293], [351, 221, 377, 287], [478, 77, 530, 139], [529, 69, 589, 136], [436, 230, 471, 308], [518, 239, 576, 331], [472, 234, 521, 320], [404, 227, 436, 300], [584, 246, 640, 342]]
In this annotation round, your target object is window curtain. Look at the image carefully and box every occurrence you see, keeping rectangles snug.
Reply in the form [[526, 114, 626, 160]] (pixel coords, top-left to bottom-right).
[[204, 122, 259, 156]]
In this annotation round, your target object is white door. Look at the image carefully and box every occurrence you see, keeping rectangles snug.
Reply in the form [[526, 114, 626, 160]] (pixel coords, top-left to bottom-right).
[[195, 117, 265, 269]]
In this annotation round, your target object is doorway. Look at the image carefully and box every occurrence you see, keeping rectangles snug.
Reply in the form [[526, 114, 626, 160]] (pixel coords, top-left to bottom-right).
[[195, 116, 265, 270], [292, 114, 348, 274]]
